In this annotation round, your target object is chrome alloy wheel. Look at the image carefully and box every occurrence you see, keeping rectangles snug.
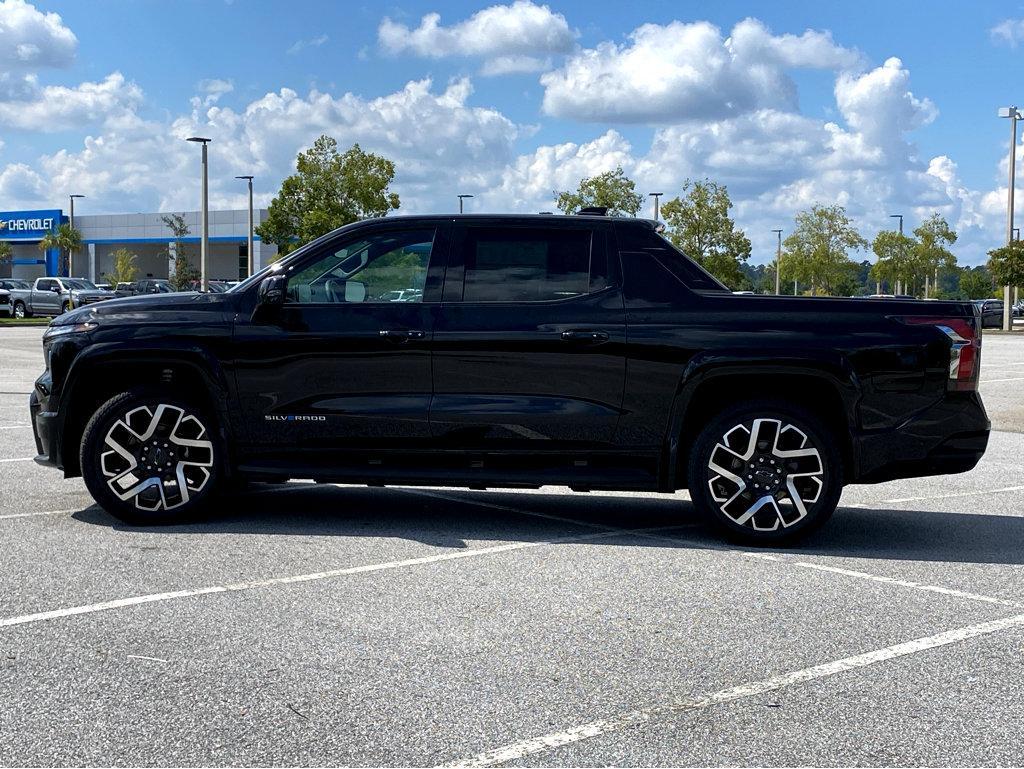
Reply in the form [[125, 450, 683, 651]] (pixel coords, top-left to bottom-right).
[[706, 418, 824, 532], [100, 404, 214, 511]]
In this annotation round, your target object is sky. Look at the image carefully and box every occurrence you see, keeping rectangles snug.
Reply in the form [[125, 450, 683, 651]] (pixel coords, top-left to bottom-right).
[[3, 0, 1024, 265]]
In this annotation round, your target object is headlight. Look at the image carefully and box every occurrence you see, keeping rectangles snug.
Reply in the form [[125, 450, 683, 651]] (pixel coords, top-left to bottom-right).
[[43, 321, 97, 339]]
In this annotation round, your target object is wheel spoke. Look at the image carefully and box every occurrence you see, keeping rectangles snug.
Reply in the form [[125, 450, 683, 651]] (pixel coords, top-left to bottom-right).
[[101, 403, 214, 511]]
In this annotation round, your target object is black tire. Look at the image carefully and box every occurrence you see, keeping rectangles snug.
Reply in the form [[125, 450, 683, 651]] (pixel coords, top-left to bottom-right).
[[61, 301, 72, 314], [80, 388, 222, 525], [687, 401, 842, 544], [13, 301, 29, 319]]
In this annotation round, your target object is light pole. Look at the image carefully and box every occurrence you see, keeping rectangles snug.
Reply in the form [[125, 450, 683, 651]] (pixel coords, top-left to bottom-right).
[[649, 192, 663, 222], [68, 194, 84, 276], [457, 194, 473, 214], [772, 229, 783, 295], [187, 137, 211, 291], [235, 175, 254, 278], [889, 213, 904, 294], [999, 106, 1020, 331]]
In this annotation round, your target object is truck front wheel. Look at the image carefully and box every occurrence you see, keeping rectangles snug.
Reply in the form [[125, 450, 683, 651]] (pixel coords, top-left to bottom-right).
[[80, 389, 222, 525], [13, 301, 29, 319], [687, 401, 842, 543]]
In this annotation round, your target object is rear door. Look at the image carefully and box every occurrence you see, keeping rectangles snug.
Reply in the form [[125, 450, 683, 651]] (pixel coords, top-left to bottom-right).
[[431, 220, 626, 450]]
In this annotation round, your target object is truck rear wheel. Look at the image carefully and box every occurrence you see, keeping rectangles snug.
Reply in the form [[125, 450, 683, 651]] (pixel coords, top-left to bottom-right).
[[80, 389, 222, 525], [687, 401, 842, 543]]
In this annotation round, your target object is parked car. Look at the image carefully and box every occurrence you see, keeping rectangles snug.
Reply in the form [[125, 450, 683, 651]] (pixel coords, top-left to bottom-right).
[[9, 277, 115, 318], [974, 299, 1005, 329], [30, 212, 989, 543], [132, 279, 174, 295], [0, 278, 31, 317], [1013, 300, 1023, 318], [185, 279, 230, 293]]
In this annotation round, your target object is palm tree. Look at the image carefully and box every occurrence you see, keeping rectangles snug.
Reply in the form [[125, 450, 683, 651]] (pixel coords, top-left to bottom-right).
[[38, 223, 83, 276]]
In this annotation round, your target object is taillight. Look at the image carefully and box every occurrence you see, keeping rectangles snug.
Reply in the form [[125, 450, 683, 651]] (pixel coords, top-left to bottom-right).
[[902, 316, 980, 391]]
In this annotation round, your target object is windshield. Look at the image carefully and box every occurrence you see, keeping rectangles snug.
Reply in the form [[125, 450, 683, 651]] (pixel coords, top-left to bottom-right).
[[64, 279, 98, 290], [2, 280, 30, 289]]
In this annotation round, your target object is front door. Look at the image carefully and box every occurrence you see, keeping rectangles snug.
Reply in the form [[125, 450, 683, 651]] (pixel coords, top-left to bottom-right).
[[431, 221, 626, 450], [232, 224, 445, 462]]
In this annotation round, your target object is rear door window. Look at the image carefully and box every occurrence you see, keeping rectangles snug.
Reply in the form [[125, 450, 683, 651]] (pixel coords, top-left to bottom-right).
[[456, 227, 601, 303]]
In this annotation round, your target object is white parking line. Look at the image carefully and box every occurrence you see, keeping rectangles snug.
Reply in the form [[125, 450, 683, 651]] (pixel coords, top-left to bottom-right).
[[441, 612, 1024, 767], [0, 456, 33, 463], [0, 425, 29, 430], [0, 508, 77, 521], [0, 524, 682, 630], [981, 376, 1024, 383], [878, 484, 1024, 505]]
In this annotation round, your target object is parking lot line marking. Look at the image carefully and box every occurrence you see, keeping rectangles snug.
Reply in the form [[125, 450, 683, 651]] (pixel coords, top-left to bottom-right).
[[980, 376, 1024, 383], [440, 612, 1024, 767], [0, 456, 33, 463], [790, 562, 1021, 608], [405, 490, 1019, 610], [0, 524, 679, 631], [879, 484, 1024, 505], [0, 424, 29, 430], [0, 508, 77, 521]]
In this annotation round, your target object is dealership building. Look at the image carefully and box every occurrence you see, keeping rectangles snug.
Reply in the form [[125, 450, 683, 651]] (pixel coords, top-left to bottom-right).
[[0, 208, 277, 282]]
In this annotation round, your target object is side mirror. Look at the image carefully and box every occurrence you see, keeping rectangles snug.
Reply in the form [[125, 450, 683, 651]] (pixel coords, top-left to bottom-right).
[[51, 285, 62, 293], [257, 274, 287, 307]]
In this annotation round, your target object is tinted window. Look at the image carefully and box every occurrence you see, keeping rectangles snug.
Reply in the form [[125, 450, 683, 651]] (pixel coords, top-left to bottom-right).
[[615, 224, 728, 292], [37, 279, 55, 291], [287, 228, 434, 304], [461, 227, 594, 302]]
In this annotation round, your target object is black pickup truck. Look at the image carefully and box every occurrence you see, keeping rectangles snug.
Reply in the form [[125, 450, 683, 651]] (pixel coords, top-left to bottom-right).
[[30, 212, 989, 542]]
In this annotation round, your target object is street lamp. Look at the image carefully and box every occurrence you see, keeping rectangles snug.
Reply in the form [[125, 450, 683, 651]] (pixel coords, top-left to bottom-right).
[[457, 194, 473, 214], [235, 175, 254, 278], [649, 192, 663, 222], [772, 229, 783, 295], [69, 194, 85, 276], [889, 213, 904, 294], [999, 106, 1021, 331], [187, 137, 211, 291]]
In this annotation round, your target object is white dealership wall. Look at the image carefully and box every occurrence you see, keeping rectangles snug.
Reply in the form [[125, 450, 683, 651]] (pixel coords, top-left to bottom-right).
[[74, 208, 277, 283]]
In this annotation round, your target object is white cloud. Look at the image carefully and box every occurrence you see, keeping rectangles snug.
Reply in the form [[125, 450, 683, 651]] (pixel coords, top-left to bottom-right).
[[0, 0, 76, 68], [540, 17, 861, 123], [379, 1, 574, 75], [991, 18, 1024, 47], [287, 34, 328, 55], [0, 72, 143, 131]]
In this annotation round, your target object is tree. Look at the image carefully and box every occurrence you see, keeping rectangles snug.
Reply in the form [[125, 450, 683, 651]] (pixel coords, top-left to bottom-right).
[[161, 214, 199, 291], [554, 167, 642, 216], [256, 136, 400, 255], [913, 214, 957, 296], [660, 179, 751, 287], [103, 248, 139, 286], [870, 231, 919, 294], [988, 240, 1024, 290], [780, 205, 868, 296], [959, 266, 995, 300], [38, 223, 83, 276], [0, 241, 11, 268]]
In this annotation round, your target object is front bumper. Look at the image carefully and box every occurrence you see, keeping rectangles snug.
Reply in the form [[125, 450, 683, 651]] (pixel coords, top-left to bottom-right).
[[30, 374, 61, 470], [853, 391, 990, 483]]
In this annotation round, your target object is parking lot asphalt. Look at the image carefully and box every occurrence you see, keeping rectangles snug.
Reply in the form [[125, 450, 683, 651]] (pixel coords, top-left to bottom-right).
[[1, 325, 1023, 766]]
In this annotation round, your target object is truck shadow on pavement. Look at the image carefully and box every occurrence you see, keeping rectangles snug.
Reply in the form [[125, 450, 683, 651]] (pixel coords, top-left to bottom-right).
[[72, 483, 1024, 566]]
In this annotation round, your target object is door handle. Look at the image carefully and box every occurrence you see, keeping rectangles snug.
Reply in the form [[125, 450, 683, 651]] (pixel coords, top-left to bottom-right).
[[561, 329, 610, 343], [379, 329, 427, 341]]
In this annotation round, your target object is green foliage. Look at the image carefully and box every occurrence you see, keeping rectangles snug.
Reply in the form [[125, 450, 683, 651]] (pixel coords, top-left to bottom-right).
[[161, 214, 199, 291], [0, 241, 11, 264], [959, 266, 995, 300], [870, 231, 918, 291], [554, 167, 643, 217], [913, 213, 957, 281], [38, 223, 83, 276], [987, 240, 1024, 288], [660, 179, 751, 288], [780, 205, 868, 296], [103, 248, 139, 286], [256, 136, 400, 255]]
